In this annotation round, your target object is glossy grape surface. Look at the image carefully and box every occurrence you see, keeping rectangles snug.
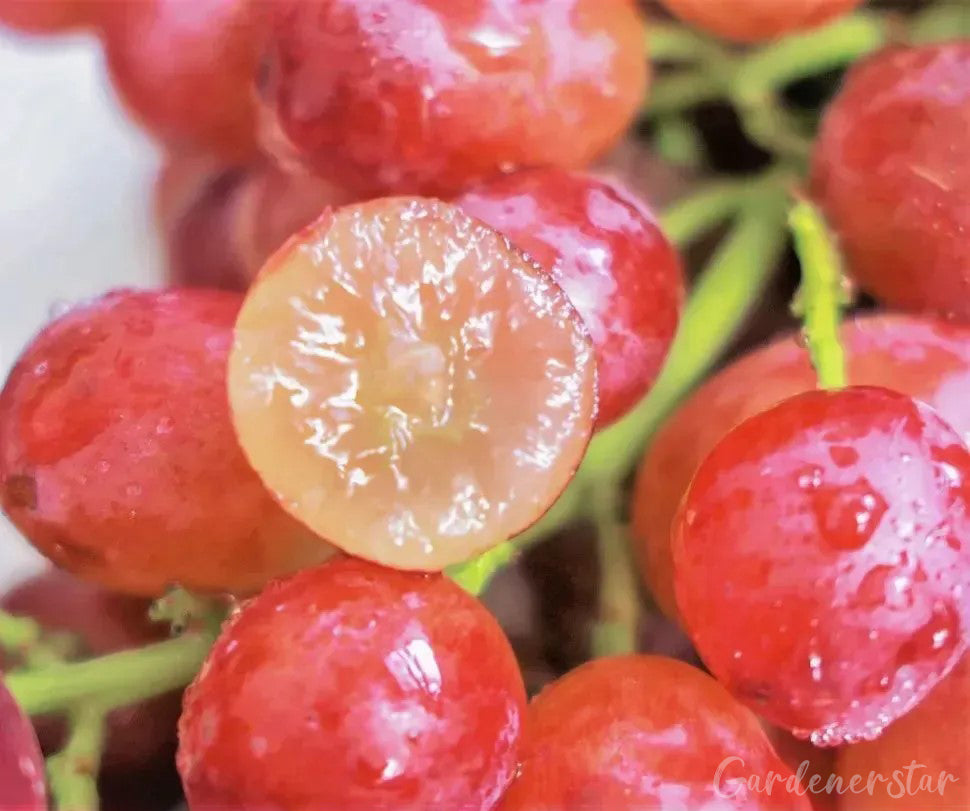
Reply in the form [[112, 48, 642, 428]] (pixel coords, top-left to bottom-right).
[[498, 655, 812, 810], [657, 0, 863, 43], [229, 198, 596, 571], [0, 289, 331, 596], [458, 168, 684, 427], [104, 0, 259, 158], [0, 679, 46, 811], [178, 557, 526, 811], [812, 43, 970, 318], [634, 315, 970, 620], [674, 386, 970, 745], [835, 654, 968, 809], [156, 156, 353, 291], [1, 569, 181, 777], [258, 0, 647, 195]]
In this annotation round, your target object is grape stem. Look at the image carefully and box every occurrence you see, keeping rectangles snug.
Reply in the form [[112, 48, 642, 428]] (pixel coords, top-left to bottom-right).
[[5, 631, 214, 717], [789, 198, 848, 389], [46, 703, 107, 811], [0, 609, 79, 668]]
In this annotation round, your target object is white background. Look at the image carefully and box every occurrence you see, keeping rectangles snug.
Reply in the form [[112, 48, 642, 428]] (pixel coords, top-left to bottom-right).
[[0, 29, 162, 589]]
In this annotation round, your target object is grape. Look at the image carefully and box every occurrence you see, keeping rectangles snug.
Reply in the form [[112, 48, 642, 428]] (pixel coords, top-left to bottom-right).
[[257, 0, 647, 195], [812, 43, 970, 318], [156, 155, 356, 291], [1, 569, 181, 778], [835, 654, 968, 809], [673, 386, 970, 745], [458, 168, 684, 427], [633, 314, 970, 621], [229, 198, 597, 571], [0, 679, 46, 811], [656, 0, 863, 43], [177, 557, 526, 811], [0, 289, 332, 597], [103, 0, 259, 158], [0, 0, 98, 32], [498, 655, 812, 810], [764, 725, 838, 811]]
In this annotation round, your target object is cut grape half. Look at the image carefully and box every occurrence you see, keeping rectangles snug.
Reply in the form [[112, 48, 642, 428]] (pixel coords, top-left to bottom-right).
[[0, 679, 46, 811], [229, 197, 597, 571]]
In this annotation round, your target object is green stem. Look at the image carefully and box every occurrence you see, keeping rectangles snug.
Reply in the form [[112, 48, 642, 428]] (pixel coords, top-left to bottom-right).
[[590, 478, 638, 658], [5, 632, 213, 717], [584, 182, 790, 479], [659, 179, 748, 247], [0, 609, 76, 668], [648, 71, 725, 115], [789, 199, 848, 389], [47, 704, 107, 811], [648, 23, 728, 65]]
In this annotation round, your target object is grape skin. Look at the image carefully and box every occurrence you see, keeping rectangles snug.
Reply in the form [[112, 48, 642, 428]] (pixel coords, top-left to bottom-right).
[[674, 386, 970, 745], [177, 557, 526, 811], [812, 43, 970, 319]]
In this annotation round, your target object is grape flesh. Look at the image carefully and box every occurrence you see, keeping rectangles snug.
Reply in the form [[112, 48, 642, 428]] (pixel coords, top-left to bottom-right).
[[634, 314, 970, 621], [0, 289, 331, 596], [835, 654, 968, 809], [458, 168, 684, 427], [674, 386, 970, 745], [498, 655, 812, 810], [0, 680, 46, 811], [103, 0, 259, 158], [657, 0, 863, 43], [812, 43, 970, 318], [229, 197, 597, 571], [0, 0, 97, 32], [258, 0, 647, 195], [177, 557, 526, 811]]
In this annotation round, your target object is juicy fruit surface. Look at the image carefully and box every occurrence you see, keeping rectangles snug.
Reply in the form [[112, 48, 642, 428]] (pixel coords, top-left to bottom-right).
[[674, 386, 970, 745], [458, 168, 684, 427], [812, 43, 970, 318], [0, 289, 330, 596], [634, 314, 970, 620], [657, 0, 863, 43], [229, 197, 596, 571], [835, 654, 968, 809], [103, 0, 259, 158], [258, 0, 647, 195], [1, 569, 181, 777], [177, 557, 526, 811], [156, 155, 353, 291], [498, 655, 812, 811], [0, 679, 47, 811]]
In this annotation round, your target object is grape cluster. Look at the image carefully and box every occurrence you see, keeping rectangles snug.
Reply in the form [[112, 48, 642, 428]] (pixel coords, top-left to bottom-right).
[[0, 1, 968, 810]]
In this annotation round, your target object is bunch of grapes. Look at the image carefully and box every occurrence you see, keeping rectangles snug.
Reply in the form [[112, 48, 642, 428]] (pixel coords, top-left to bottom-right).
[[0, 1, 967, 809]]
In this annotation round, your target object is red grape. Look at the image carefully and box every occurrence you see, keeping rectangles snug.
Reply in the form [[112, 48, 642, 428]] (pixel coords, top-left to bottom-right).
[[498, 655, 812, 810], [177, 557, 526, 811], [0, 0, 99, 33], [673, 386, 970, 745], [634, 314, 970, 621], [656, 0, 863, 43], [103, 0, 260, 158], [156, 155, 353, 291], [835, 654, 968, 809], [0, 569, 181, 777], [0, 289, 332, 597], [257, 0, 648, 195], [229, 198, 596, 571], [458, 168, 684, 427], [0, 678, 46, 811], [812, 43, 970, 319]]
